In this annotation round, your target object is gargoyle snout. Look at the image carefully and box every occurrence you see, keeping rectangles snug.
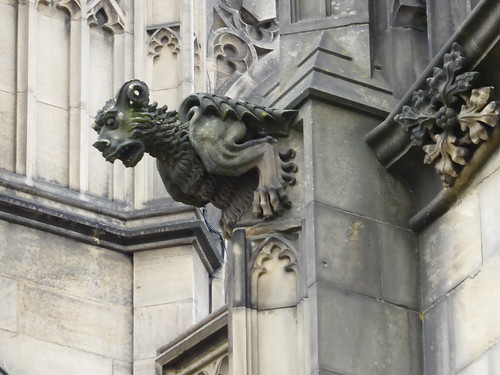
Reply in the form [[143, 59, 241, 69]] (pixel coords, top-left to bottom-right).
[[93, 139, 111, 152]]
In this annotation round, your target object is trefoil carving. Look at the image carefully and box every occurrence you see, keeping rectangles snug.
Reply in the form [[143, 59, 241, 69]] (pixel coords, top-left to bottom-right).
[[211, 0, 279, 92], [147, 27, 181, 59], [394, 42, 500, 186], [87, 0, 125, 34]]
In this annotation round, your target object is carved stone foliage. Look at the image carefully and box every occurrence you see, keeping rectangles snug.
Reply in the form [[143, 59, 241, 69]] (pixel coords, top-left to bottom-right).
[[92, 80, 298, 238], [87, 0, 125, 34], [395, 42, 500, 186], [147, 26, 181, 59], [211, 0, 279, 92], [250, 236, 300, 310]]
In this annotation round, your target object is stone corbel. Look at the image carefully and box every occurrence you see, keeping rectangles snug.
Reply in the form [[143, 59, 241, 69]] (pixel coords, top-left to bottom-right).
[[365, 0, 500, 230], [394, 42, 499, 187]]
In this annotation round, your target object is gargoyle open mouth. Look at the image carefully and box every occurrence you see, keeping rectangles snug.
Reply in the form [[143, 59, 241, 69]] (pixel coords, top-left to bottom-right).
[[106, 141, 145, 167]]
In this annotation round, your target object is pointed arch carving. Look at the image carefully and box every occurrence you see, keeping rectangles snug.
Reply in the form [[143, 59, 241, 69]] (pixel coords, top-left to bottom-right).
[[87, 0, 125, 34], [36, 0, 81, 17], [250, 236, 301, 310], [147, 27, 181, 59]]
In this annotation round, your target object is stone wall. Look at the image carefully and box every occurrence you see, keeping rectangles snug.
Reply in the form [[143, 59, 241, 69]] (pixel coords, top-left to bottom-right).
[[0, 220, 133, 374], [421, 147, 500, 375]]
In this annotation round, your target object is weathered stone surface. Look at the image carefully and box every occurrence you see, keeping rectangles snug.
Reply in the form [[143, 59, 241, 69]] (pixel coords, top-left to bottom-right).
[[0, 2, 16, 93], [316, 284, 417, 375], [306, 100, 413, 226], [0, 329, 113, 375], [0, 221, 132, 307], [134, 301, 194, 359], [133, 358, 156, 375], [18, 285, 132, 360], [0, 90, 15, 171], [134, 246, 199, 307], [112, 360, 132, 375], [457, 354, 489, 375], [37, 11, 70, 110], [479, 166, 500, 261], [452, 254, 500, 372], [419, 192, 482, 308], [314, 203, 381, 299], [379, 223, 419, 309], [0, 276, 17, 332], [424, 297, 452, 375], [35, 101, 69, 185]]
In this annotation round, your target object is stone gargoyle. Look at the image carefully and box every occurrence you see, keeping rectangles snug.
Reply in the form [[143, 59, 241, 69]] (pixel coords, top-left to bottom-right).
[[92, 80, 298, 237]]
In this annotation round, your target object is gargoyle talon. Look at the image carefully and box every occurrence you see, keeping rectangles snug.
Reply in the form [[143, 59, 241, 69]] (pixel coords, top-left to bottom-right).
[[281, 162, 298, 173], [253, 191, 263, 218], [269, 189, 284, 215], [277, 188, 292, 209], [282, 173, 296, 186], [259, 190, 274, 218], [279, 149, 295, 161]]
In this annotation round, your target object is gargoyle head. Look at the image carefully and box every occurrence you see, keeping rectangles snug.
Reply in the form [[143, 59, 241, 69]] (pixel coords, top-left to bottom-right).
[[92, 80, 152, 167]]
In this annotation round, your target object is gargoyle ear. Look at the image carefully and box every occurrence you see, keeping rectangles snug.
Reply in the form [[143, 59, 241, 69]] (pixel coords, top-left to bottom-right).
[[115, 79, 150, 109]]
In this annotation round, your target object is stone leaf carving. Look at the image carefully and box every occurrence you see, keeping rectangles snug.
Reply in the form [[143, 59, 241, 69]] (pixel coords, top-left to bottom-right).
[[92, 80, 298, 237], [395, 42, 500, 186]]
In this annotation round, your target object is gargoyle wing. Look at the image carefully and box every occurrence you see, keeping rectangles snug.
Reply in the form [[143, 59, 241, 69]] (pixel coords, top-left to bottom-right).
[[178, 93, 298, 138]]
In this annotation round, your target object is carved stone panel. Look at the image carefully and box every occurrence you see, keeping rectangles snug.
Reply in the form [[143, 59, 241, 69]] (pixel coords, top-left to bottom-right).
[[250, 236, 300, 310]]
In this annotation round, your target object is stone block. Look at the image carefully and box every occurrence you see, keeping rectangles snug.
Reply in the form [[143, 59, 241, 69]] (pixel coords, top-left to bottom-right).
[[134, 301, 195, 359], [420, 192, 482, 308], [452, 254, 500, 372], [0, 90, 16, 171], [89, 29, 114, 116], [37, 12, 69, 109], [0, 276, 17, 332], [379, 223, 419, 309], [0, 2, 16, 93], [491, 343, 500, 373], [316, 284, 416, 375], [306, 100, 413, 226], [112, 360, 132, 375], [18, 285, 132, 360], [149, 0, 179, 25], [457, 354, 489, 375], [0, 329, 113, 375], [133, 359, 156, 375], [35, 101, 69, 185], [134, 246, 198, 308], [0, 221, 132, 307], [479, 167, 500, 261], [314, 204, 381, 299], [423, 297, 452, 375]]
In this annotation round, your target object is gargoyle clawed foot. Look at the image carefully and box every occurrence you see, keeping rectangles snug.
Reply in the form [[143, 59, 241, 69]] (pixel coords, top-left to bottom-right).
[[252, 147, 296, 219]]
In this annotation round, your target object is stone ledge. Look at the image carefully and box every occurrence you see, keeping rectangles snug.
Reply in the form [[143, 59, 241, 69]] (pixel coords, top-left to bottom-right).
[[0, 171, 223, 272], [156, 305, 228, 370]]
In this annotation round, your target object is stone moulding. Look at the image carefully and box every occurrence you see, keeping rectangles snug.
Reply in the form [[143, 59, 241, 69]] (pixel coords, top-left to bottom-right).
[[365, 0, 500, 231], [394, 42, 499, 187]]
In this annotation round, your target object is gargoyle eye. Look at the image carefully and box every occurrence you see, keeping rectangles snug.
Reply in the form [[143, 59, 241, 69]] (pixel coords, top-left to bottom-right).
[[105, 115, 118, 129]]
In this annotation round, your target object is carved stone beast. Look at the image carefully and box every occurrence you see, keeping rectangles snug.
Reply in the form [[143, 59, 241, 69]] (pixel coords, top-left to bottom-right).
[[92, 80, 298, 237]]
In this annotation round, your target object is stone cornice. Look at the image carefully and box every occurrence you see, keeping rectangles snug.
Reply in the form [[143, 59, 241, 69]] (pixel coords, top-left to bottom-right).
[[0, 171, 223, 273]]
